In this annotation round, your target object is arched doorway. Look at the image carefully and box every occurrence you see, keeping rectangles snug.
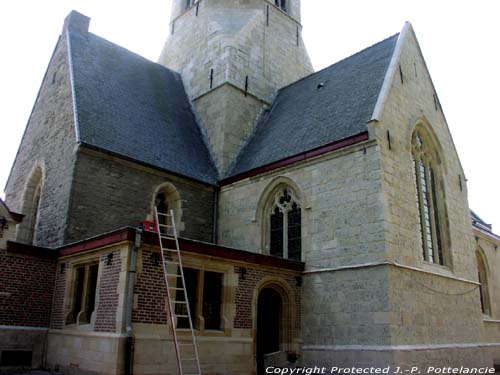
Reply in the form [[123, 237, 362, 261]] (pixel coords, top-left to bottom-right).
[[256, 288, 282, 375]]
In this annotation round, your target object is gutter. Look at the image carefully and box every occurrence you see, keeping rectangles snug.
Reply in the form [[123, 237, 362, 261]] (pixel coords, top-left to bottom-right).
[[124, 228, 142, 375]]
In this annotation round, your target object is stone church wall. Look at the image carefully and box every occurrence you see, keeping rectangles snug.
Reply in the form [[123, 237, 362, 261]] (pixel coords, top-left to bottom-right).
[[66, 148, 215, 244], [371, 26, 495, 365], [474, 229, 500, 364], [218, 141, 392, 361], [5, 33, 77, 248]]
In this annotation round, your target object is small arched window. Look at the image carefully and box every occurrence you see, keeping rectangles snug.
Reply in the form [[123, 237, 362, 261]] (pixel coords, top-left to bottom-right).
[[412, 129, 446, 266], [152, 183, 183, 234], [268, 187, 301, 261], [477, 251, 491, 316]]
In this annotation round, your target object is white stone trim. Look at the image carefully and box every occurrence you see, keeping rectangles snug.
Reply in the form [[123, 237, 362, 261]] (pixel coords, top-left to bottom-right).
[[303, 260, 480, 286], [48, 329, 126, 338], [483, 319, 500, 324], [0, 325, 49, 332], [370, 22, 412, 121], [303, 342, 500, 352], [66, 29, 81, 143]]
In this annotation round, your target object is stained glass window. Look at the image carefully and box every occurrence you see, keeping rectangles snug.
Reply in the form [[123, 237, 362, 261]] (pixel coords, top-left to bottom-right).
[[269, 188, 301, 261], [412, 132, 445, 266]]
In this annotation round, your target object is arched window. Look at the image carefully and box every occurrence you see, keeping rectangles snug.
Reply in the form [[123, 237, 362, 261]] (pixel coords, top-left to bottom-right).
[[412, 129, 446, 266], [477, 251, 491, 316], [17, 166, 43, 245], [152, 183, 183, 234], [268, 187, 301, 261]]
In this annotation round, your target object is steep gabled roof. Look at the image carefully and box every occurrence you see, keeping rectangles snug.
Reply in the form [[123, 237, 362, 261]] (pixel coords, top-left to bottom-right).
[[230, 34, 399, 177], [471, 210, 493, 232], [0, 198, 23, 223], [66, 23, 218, 185]]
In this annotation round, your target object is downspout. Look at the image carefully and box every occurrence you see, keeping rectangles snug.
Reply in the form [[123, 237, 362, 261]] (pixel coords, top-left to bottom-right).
[[212, 186, 220, 244], [124, 228, 142, 375]]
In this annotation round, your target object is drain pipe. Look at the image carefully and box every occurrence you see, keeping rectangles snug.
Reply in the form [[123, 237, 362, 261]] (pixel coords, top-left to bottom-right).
[[212, 186, 220, 244], [124, 228, 142, 375]]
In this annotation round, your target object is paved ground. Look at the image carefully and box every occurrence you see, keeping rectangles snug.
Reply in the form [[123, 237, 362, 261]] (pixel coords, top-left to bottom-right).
[[0, 371, 58, 375]]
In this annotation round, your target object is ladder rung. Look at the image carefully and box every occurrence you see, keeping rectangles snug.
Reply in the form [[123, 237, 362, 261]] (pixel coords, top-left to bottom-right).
[[160, 235, 176, 240], [156, 212, 172, 217], [155, 209, 200, 371]]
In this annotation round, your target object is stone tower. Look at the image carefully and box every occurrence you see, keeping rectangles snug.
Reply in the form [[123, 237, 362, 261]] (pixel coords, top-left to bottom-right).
[[159, 0, 313, 175]]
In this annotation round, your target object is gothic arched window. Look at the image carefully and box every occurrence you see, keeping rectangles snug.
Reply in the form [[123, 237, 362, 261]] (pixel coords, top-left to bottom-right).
[[412, 130, 446, 266], [268, 188, 301, 261], [477, 251, 491, 316]]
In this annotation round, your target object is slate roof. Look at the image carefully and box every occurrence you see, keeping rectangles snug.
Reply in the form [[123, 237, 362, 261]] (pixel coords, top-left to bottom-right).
[[65, 10, 399, 184], [67, 30, 219, 185], [230, 34, 399, 176], [471, 210, 493, 232]]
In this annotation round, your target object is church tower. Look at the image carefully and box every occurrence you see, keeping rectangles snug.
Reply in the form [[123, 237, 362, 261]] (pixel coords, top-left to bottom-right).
[[159, 0, 313, 175]]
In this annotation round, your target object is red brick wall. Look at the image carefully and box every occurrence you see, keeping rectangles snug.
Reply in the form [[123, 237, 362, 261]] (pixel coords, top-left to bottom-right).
[[50, 262, 67, 329], [94, 250, 121, 332], [132, 249, 168, 324], [0, 249, 57, 327], [234, 266, 301, 332]]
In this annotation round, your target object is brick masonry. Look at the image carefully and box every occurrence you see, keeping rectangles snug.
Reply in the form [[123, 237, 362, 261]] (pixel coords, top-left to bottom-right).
[[94, 250, 121, 332], [0, 249, 56, 327], [49, 262, 67, 330], [132, 248, 169, 325], [234, 266, 301, 333]]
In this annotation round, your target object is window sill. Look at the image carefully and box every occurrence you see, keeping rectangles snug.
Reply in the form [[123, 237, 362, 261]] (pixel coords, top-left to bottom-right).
[[483, 317, 500, 323], [63, 323, 93, 332], [176, 328, 228, 337], [421, 260, 452, 274]]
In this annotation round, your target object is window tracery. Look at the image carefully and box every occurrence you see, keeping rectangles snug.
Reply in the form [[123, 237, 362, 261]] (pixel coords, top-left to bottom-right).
[[412, 130, 446, 266], [269, 188, 301, 261], [477, 251, 491, 316]]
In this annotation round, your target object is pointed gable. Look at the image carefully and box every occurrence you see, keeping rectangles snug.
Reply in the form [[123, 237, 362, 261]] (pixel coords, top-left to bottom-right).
[[230, 34, 399, 177], [66, 22, 218, 185]]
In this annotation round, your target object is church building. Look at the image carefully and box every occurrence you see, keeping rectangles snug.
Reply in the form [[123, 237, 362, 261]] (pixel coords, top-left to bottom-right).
[[1, 0, 500, 373]]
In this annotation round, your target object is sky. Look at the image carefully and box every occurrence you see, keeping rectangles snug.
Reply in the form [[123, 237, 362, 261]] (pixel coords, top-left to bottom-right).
[[0, 0, 498, 232]]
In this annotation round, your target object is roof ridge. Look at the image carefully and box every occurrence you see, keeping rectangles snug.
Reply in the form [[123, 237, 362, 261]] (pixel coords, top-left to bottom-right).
[[78, 30, 183, 77], [67, 28, 219, 184], [229, 31, 399, 177], [276, 33, 400, 93]]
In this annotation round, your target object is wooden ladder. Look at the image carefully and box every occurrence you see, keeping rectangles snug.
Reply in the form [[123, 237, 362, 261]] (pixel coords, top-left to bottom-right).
[[154, 207, 201, 375]]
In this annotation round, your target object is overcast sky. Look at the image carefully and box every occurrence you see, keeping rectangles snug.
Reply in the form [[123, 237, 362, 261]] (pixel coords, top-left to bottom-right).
[[0, 0, 498, 232]]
